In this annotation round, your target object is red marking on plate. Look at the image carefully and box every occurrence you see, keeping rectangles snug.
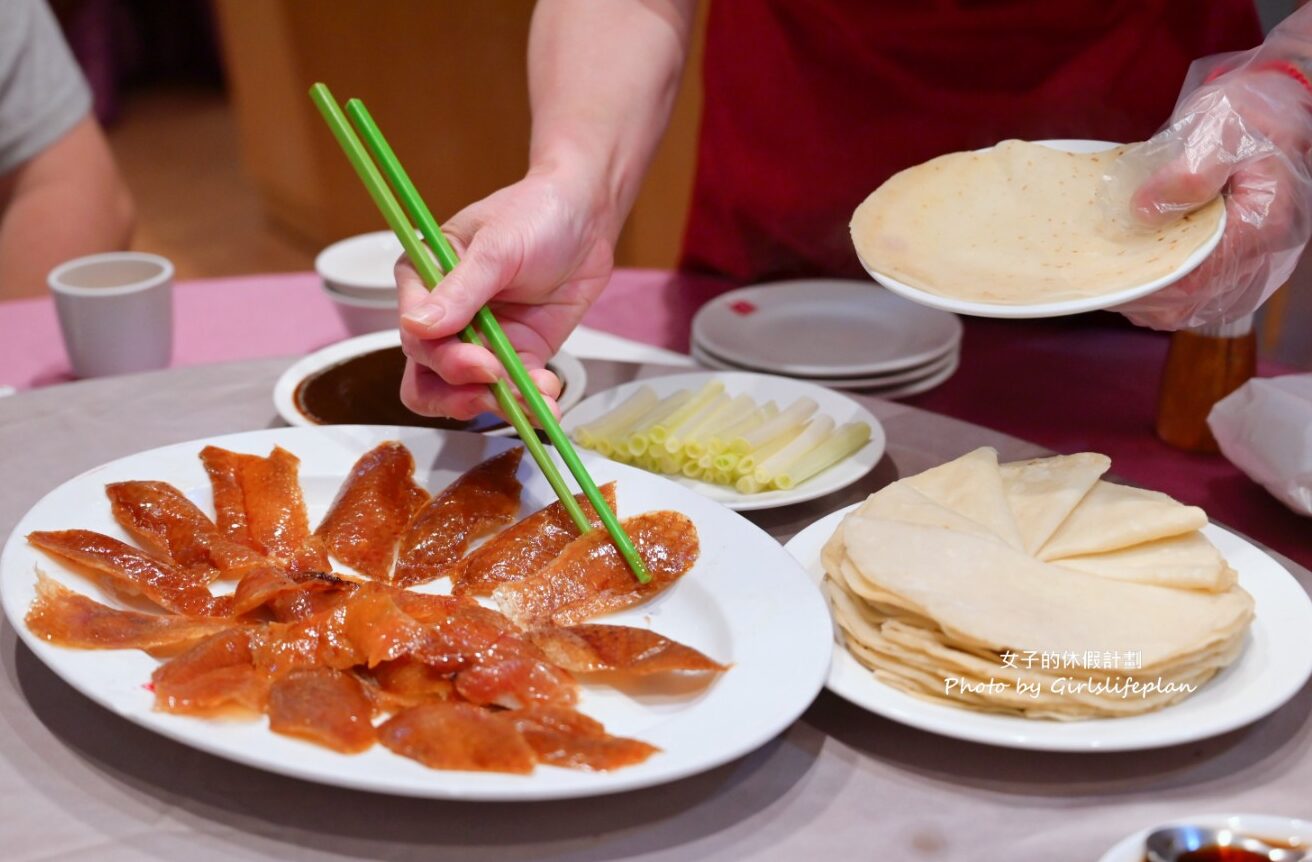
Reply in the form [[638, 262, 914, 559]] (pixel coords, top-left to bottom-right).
[[730, 301, 757, 316], [143, 682, 155, 693]]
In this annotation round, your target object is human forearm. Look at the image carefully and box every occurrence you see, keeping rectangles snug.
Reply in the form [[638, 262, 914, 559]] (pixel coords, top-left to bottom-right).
[[526, 0, 697, 240], [0, 117, 133, 299]]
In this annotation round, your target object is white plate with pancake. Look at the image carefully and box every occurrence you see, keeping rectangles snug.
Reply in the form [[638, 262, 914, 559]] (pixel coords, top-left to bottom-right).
[[691, 280, 962, 377], [786, 503, 1312, 752], [560, 372, 887, 512], [854, 139, 1226, 319], [2, 426, 835, 800]]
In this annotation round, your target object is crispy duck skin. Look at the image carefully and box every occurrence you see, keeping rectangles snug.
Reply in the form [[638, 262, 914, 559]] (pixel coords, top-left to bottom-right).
[[525, 623, 727, 675], [451, 483, 617, 597], [152, 628, 268, 716], [315, 442, 429, 581], [378, 702, 536, 774], [199, 445, 330, 574], [28, 529, 233, 618], [492, 511, 699, 628], [25, 573, 232, 656], [267, 667, 376, 754], [393, 448, 524, 587], [106, 480, 267, 578], [509, 705, 659, 771]]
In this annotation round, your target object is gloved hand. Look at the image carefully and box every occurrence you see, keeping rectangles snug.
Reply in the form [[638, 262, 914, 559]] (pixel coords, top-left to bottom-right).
[[1107, 19, 1312, 331], [396, 164, 617, 420]]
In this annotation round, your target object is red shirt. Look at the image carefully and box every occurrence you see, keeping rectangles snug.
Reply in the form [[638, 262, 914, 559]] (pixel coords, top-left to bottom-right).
[[680, 0, 1264, 282]]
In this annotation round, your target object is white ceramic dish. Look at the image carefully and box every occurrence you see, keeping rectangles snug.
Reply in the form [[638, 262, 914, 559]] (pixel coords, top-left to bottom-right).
[[320, 280, 398, 336], [315, 230, 405, 300], [560, 372, 886, 512], [786, 503, 1312, 752], [861, 351, 961, 399], [691, 280, 962, 378], [1098, 813, 1312, 862], [690, 341, 958, 392], [858, 139, 1227, 320], [0, 426, 834, 801], [272, 329, 587, 437]]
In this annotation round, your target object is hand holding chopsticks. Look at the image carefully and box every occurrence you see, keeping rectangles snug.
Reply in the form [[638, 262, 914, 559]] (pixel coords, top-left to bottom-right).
[[308, 83, 650, 585]]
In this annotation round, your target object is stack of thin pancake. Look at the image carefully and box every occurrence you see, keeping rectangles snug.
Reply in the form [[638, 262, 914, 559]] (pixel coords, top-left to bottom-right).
[[821, 448, 1254, 720]]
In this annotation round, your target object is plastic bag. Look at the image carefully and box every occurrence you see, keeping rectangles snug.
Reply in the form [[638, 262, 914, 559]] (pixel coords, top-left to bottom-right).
[[1101, 14, 1312, 331], [1208, 373, 1312, 516]]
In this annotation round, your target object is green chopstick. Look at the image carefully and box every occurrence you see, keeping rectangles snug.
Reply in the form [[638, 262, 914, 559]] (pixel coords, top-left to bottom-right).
[[308, 83, 651, 585], [305, 85, 583, 530]]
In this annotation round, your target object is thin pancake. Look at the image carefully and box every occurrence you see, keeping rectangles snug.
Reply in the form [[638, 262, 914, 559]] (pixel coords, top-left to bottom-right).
[[1037, 480, 1208, 560]]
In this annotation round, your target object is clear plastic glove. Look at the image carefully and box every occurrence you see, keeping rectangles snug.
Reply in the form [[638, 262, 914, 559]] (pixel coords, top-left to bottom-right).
[[1106, 21, 1312, 331], [396, 165, 616, 420]]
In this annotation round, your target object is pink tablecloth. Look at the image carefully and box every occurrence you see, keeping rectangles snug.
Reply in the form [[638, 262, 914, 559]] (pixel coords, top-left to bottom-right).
[[1, 269, 1307, 568]]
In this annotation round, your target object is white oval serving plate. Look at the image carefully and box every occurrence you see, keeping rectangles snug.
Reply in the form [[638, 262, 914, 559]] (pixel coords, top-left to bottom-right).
[[1, 426, 834, 800]]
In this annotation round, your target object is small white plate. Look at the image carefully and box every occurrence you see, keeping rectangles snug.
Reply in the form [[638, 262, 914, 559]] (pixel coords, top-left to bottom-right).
[[315, 230, 404, 300], [273, 330, 587, 436], [691, 342, 960, 396], [560, 372, 886, 512], [1099, 813, 1312, 862], [691, 280, 962, 377], [0, 426, 834, 801], [690, 339, 958, 388], [786, 504, 1312, 752], [858, 139, 1227, 320], [863, 351, 960, 399]]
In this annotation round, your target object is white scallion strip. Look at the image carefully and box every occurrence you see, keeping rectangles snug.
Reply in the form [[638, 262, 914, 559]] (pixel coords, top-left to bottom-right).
[[753, 415, 835, 485], [708, 403, 776, 454], [735, 474, 763, 494], [575, 386, 658, 446], [735, 425, 804, 476], [576, 379, 870, 496], [648, 381, 724, 444], [622, 390, 693, 456], [683, 394, 756, 459], [663, 392, 730, 454], [730, 397, 817, 454], [772, 421, 871, 489], [712, 452, 739, 472]]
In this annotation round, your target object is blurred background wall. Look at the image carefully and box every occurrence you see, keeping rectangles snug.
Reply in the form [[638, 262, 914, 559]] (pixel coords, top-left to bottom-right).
[[51, 0, 1308, 368]]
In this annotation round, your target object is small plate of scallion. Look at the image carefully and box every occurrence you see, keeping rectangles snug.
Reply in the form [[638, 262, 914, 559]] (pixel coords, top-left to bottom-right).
[[561, 372, 885, 511]]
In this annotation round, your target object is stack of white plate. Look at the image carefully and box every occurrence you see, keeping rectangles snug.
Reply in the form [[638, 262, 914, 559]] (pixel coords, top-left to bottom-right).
[[315, 230, 405, 335], [690, 280, 963, 396]]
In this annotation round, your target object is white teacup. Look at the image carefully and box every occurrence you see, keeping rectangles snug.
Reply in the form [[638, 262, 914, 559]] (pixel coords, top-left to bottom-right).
[[48, 252, 174, 378]]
